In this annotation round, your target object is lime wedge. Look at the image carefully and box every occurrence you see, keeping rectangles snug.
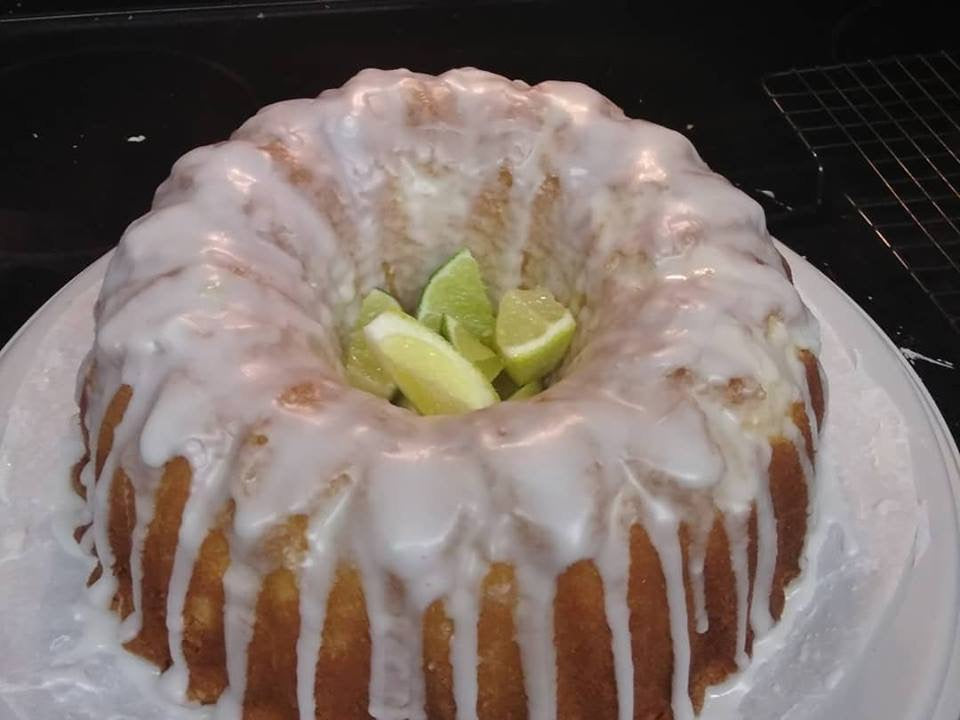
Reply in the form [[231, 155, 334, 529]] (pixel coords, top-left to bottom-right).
[[507, 379, 542, 400], [344, 289, 403, 399], [442, 315, 503, 382], [364, 312, 499, 415], [495, 287, 575, 385], [416, 249, 495, 345], [357, 288, 403, 327], [345, 331, 395, 398]]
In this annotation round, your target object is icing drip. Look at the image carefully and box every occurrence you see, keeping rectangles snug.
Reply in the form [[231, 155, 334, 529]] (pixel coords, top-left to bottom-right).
[[364, 565, 426, 720], [296, 481, 352, 720], [650, 514, 695, 720], [161, 425, 234, 700], [725, 509, 753, 669], [447, 578, 481, 720], [687, 520, 711, 635], [219, 562, 259, 718], [750, 484, 778, 637], [596, 492, 634, 720], [77, 68, 824, 719], [514, 565, 558, 720]]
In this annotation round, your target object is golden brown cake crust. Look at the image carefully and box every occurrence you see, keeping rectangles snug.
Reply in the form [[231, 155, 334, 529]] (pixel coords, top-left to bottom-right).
[[95, 384, 131, 481], [628, 524, 674, 719], [554, 560, 618, 720], [123, 455, 191, 669], [768, 438, 809, 622], [422, 600, 456, 720], [183, 503, 233, 703], [477, 563, 528, 720], [313, 565, 373, 720], [107, 467, 135, 619], [244, 567, 303, 719], [684, 518, 739, 713]]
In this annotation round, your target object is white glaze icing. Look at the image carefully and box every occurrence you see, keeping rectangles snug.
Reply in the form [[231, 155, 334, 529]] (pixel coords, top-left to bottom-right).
[[77, 68, 822, 720]]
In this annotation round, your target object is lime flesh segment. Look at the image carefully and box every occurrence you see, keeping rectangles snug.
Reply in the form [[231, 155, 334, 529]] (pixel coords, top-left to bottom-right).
[[442, 315, 503, 382], [345, 329, 395, 398], [416, 249, 495, 345], [508, 379, 542, 400], [496, 287, 576, 386], [344, 289, 403, 399], [357, 288, 403, 327], [364, 312, 499, 415]]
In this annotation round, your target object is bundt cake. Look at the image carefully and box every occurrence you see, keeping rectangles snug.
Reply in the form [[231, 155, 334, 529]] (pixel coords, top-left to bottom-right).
[[73, 68, 825, 719]]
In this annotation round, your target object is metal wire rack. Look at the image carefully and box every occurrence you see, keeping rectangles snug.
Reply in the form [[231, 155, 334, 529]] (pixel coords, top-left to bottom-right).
[[763, 50, 960, 333]]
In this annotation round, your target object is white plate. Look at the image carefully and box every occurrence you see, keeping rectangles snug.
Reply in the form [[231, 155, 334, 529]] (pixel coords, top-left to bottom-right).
[[780, 244, 960, 720], [0, 245, 957, 720]]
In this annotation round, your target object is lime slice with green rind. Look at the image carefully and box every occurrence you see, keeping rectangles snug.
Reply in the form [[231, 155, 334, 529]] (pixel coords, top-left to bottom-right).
[[507, 379, 542, 400], [442, 315, 503, 382], [416, 248, 495, 345], [344, 289, 403, 399], [496, 287, 576, 385], [364, 312, 499, 415]]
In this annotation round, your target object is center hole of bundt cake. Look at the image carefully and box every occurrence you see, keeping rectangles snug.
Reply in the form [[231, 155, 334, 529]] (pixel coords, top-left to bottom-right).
[[340, 244, 579, 415]]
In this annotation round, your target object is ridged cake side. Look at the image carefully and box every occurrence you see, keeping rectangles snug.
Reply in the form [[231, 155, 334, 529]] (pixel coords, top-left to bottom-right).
[[74, 68, 825, 720]]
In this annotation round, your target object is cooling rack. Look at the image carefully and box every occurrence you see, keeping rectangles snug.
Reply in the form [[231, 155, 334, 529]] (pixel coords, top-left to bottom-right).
[[764, 51, 960, 333]]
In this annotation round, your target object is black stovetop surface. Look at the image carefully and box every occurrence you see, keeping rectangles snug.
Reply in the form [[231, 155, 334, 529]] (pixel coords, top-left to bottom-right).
[[1, 0, 958, 438]]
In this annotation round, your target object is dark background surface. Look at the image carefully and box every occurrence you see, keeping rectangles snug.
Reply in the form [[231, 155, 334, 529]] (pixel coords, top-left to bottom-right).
[[1, 0, 958, 437]]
